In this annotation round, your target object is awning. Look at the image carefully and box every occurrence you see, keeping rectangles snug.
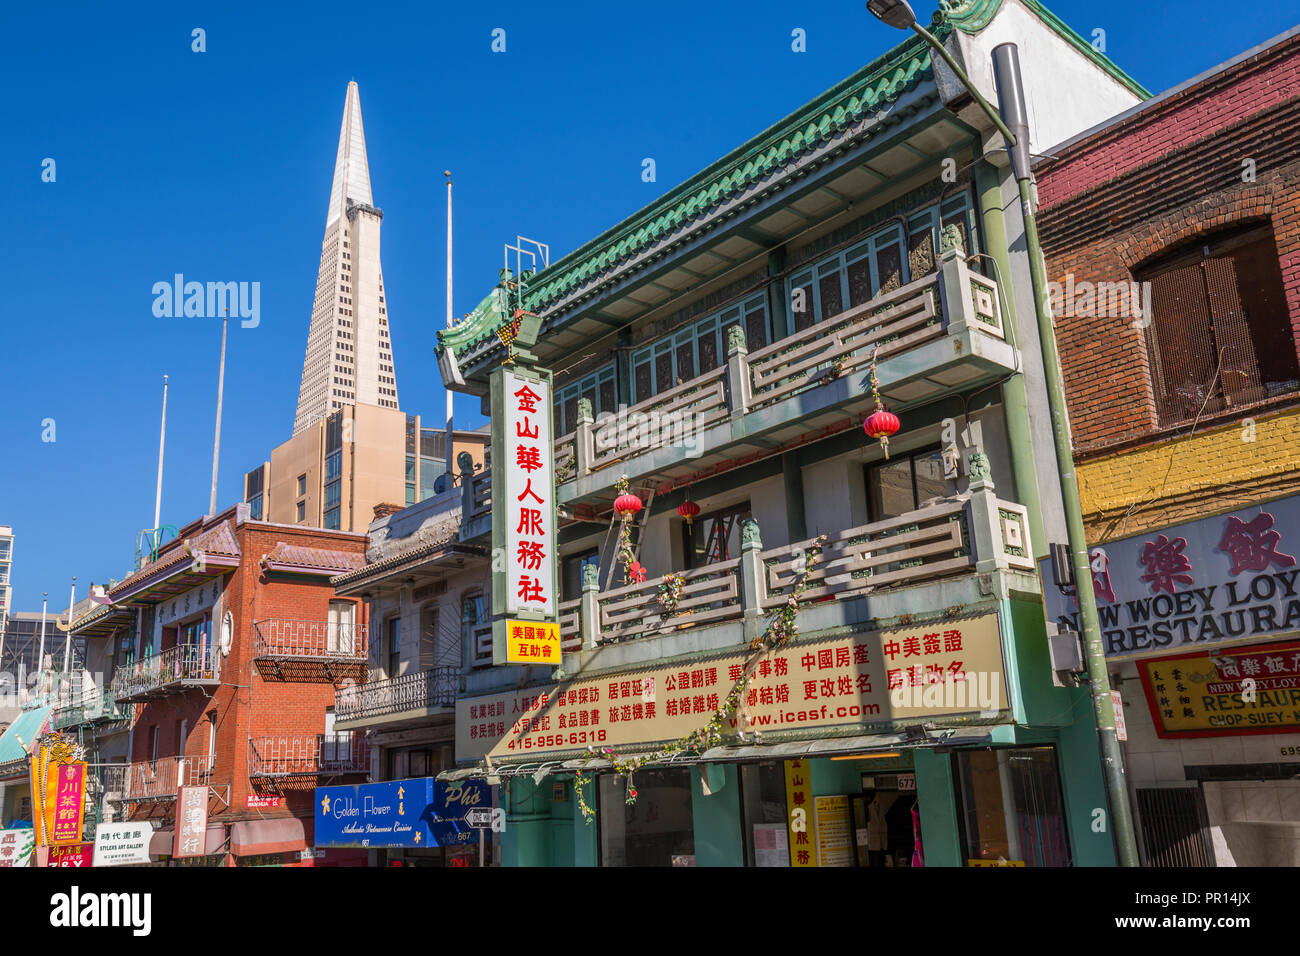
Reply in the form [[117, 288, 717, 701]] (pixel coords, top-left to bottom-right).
[[439, 730, 995, 782], [230, 818, 306, 856]]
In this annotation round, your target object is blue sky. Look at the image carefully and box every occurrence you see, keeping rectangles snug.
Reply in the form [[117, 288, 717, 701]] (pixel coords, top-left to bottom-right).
[[1, 0, 1296, 613]]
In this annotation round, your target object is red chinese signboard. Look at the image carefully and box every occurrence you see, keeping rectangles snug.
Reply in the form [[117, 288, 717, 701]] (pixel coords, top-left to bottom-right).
[[50, 764, 86, 846], [246, 795, 283, 810], [47, 843, 94, 867]]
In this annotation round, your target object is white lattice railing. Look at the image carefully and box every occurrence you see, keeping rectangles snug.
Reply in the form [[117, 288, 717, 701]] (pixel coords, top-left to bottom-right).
[[253, 619, 368, 659], [598, 559, 742, 644], [247, 733, 369, 776]]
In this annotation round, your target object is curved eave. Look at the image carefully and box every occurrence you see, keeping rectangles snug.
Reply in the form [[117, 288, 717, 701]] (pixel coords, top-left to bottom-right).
[[108, 554, 240, 607]]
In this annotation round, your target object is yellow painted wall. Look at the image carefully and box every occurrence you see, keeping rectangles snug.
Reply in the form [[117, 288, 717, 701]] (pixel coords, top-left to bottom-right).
[[1077, 406, 1300, 538]]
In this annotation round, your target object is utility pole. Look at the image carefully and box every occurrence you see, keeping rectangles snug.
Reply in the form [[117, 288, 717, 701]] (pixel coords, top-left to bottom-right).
[[210, 313, 229, 516], [62, 577, 76, 675], [865, 0, 1140, 865], [445, 170, 455, 480]]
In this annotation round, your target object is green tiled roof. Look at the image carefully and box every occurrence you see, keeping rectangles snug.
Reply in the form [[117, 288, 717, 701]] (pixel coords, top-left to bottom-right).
[[0, 706, 51, 765], [442, 0, 1149, 361], [440, 29, 940, 358]]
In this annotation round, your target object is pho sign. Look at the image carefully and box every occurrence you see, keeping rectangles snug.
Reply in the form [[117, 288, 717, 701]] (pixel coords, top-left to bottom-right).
[[491, 366, 559, 665]]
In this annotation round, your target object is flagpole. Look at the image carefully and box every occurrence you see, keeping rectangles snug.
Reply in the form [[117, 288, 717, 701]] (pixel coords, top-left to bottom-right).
[[210, 314, 229, 516], [444, 170, 454, 479], [36, 593, 47, 700], [155, 374, 168, 530], [62, 577, 75, 675]]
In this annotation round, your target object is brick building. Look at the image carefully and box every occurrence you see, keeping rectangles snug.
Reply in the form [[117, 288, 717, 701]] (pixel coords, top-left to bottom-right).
[[106, 504, 372, 866], [1037, 27, 1300, 866]]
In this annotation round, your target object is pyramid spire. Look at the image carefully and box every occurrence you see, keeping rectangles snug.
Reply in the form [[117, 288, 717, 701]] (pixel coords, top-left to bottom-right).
[[326, 81, 373, 224], [293, 81, 399, 437]]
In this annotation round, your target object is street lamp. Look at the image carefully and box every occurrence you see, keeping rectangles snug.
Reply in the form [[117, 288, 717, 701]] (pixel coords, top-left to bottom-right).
[[868, 1, 1141, 867]]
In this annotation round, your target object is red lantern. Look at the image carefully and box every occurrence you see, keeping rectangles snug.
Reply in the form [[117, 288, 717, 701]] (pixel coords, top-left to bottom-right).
[[614, 493, 643, 517], [677, 499, 700, 527], [864, 409, 901, 460]]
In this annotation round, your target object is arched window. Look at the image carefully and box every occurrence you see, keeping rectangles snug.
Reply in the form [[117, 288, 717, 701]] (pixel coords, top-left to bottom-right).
[[1136, 222, 1298, 427]]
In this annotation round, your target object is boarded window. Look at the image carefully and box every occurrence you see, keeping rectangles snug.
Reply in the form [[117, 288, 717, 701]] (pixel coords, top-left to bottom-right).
[[1137, 223, 1299, 428]]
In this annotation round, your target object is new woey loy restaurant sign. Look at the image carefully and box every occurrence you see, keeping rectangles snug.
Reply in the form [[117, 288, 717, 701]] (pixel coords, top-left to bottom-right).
[[1040, 494, 1300, 660]]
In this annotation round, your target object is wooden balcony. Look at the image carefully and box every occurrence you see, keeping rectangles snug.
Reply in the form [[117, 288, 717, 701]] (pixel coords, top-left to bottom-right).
[[459, 249, 1011, 537]]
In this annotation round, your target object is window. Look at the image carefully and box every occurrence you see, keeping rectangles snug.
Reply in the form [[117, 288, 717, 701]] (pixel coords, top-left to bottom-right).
[[789, 195, 974, 330], [599, 768, 696, 866], [296, 501, 306, 522], [149, 726, 159, 763], [328, 601, 355, 654], [297, 474, 307, 497], [562, 548, 601, 601], [631, 296, 769, 403], [555, 364, 616, 435], [683, 501, 751, 570], [955, 747, 1071, 866], [1136, 223, 1299, 427], [419, 605, 439, 669], [865, 445, 947, 522], [462, 592, 487, 664], [405, 455, 416, 506], [741, 763, 791, 867], [386, 617, 402, 678]]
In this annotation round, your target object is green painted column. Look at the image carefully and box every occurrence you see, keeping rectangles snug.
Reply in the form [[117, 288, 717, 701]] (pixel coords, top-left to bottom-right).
[[973, 159, 1047, 558], [913, 749, 963, 867], [571, 778, 599, 866], [501, 778, 553, 867], [782, 452, 808, 543], [1054, 687, 1120, 866], [691, 764, 745, 866]]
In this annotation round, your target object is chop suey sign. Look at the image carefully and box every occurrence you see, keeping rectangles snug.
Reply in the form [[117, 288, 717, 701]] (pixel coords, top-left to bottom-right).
[[1040, 496, 1300, 660]]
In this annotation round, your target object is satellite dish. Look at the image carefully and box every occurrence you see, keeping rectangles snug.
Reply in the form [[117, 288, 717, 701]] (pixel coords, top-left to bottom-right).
[[434, 473, 452, 494]]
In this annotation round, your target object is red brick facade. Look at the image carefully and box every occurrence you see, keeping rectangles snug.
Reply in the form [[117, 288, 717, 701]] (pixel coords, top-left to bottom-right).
[[1036, 33, 1300, 459], [128, 515, 370, 857]]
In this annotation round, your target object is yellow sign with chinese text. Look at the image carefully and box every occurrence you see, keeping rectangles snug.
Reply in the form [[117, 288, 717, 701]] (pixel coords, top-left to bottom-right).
[[784, 760, 818, 868], [814, 794, 853, 867], [505, 619, 561, 665]]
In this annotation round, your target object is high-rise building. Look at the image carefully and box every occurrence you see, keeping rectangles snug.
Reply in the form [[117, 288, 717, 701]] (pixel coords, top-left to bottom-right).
[[293, 81, 400, 435], [0, 526, 11, 637]]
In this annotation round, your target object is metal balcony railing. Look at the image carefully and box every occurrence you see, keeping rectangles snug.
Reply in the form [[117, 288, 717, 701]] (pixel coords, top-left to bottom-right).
[[335, 666, 458, 722], [52, 691, 128, 729], [252, 619, 369, 661], [110, 644, 219, 702], [123, 754, 214, 801], [247, 732, 369, 777]]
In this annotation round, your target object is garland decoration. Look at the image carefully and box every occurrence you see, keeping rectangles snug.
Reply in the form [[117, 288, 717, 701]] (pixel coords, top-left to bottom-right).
[[574, 534, 828, 822], [613, 475, 640, 585]]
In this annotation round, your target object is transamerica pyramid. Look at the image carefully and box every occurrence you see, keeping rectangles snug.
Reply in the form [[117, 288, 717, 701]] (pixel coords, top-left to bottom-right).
[[292, 81, 400, 435]]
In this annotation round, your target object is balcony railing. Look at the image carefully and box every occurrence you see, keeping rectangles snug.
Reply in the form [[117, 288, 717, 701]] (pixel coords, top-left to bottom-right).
[[253, 619, 368, 660], [564, 490, 1031, 650], [598, 559, 742, 645], [52, 690, 128, 729], [110, 644, 219, 702], [335, 666, 458, 722], [247, 732, 369, 777], [123, 754, 214, 802]]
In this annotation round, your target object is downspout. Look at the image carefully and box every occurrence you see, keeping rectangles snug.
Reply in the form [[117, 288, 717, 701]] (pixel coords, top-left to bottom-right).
[[973, 158, 1046, 557]]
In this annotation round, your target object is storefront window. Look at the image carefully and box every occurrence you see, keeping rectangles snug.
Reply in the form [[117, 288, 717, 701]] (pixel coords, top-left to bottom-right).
[[955, 747, 1072, 866], [599, 769, 695, 867], [741, 763, 790, 867]]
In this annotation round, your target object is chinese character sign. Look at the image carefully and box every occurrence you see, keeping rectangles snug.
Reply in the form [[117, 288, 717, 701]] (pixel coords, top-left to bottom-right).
[[93, 823, 153, 867], [456, 615, 1007, 761], [499, 368, 556, 620], [1039, 495, 1300, 659], [50, 763, 87, 846], [1138, 638, 1300, 738], [48, 843, 94, 867], [173, 786, 209, 859], [0, 829, 35, 868], [506, 618, 561, 665]]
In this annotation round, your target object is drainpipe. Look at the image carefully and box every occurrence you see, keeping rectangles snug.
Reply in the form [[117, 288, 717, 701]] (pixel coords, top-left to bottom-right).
[[972, 159, 1045, 556]]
